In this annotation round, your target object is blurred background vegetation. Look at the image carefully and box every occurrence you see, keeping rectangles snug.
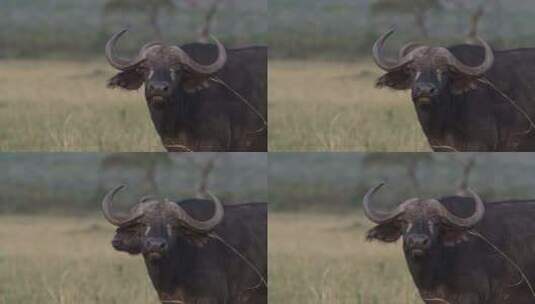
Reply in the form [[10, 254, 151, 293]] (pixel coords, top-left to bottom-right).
[[270, 153, 535, 211], [270, 0, 535, 60], [0, 153, 267, 214], [0, 0, 266, 59], [5, 0, 532, 60]]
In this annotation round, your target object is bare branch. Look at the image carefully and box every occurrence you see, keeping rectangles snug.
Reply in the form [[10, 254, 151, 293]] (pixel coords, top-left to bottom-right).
[[455, 155, 477, 196], [197, 0, 224, 43]]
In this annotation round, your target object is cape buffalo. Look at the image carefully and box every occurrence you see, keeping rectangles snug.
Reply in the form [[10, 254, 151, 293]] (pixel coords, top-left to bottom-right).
[[362, 183, 535, 304], [372, 29, 535, 151], [102, 185, 267, 304], [105, 29, 267, 152]]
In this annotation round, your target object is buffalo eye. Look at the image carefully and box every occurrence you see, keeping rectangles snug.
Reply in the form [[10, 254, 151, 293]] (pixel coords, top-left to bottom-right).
[[117, 225, 143, 236], [436, 69, 445, 83], [135, 66, 148, 74], [170, 68, 178, 81], [170, 66, 184, 81], [398, 219, 410, 232]]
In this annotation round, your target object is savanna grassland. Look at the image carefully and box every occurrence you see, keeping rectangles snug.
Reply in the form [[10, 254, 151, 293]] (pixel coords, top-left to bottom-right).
[[269, 213, 422, 304], [0, 215, 158, 304], [0, 59, 429, 152], [268, 60, 430, 152], [0, 60, 163, 151]]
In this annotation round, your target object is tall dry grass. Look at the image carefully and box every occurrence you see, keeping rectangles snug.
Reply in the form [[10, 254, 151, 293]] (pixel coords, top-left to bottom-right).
[[0, 215, 158, 303], [268, 60, 430, 152], [269, 213, 423, 304], [0, 60, 163, 151]]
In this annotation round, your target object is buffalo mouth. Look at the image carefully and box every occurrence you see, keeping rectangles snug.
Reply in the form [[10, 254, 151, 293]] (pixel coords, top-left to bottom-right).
[[146, 251, 165, 262], [417, 97, 432, 104], [149, 95, 167, 105], [413, 95, 433, 105], [409, 248, 427, 258]]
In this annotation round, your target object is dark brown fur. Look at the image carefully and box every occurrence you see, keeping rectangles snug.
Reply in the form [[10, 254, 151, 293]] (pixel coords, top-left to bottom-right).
[[366, 197, 535, 303]]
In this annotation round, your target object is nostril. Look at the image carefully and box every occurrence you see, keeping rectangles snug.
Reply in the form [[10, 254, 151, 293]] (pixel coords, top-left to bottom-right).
[[159, 242, 167, 250], [422, 238, 429, 246]]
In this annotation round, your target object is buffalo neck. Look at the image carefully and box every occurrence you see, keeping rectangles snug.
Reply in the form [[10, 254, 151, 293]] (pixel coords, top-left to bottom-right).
[[143, 236, 227, 301], [414, 90, 504, 151], [414, 92, 461, 145], [404, 246, 449, 291], [144, 238, 197, 295], [147, 90, 200, 137]]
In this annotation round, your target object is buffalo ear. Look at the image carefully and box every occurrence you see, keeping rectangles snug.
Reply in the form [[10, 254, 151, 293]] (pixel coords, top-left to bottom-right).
[[450, 75, 480, 95], [441, 228, 470, 247], [376, 70, 413, 90], [112, 231, 143, 255], [366, 223, 402, 243], [182, 72, 212, 93], [449, 67, 483, 95], [107, 70, 145, 90]]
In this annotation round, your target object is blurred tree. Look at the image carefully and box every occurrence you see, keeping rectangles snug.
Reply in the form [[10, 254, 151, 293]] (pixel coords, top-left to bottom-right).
[[440, 0, 499, 43], [186, 0, 226, 42], [103, 0, 228, 42], [452, 155, 477, 196], [362, 154, 434, 194], [96, 153, 174, 195], [103, 0, 176, 39], [179, 153, 226, 197], [370, 0, 442, 37], [445, 154, 489, 196]]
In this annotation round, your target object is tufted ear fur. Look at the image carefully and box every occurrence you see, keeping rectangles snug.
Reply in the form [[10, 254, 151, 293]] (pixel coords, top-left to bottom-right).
[[366, 222, 403, 243], [441, 228, 470, 247], [182, 71, 212, 93], [112, 226, 144, 255], [376, 70, 413, 90], [449, 73, 481, 95], [107, 70, 145, 90]]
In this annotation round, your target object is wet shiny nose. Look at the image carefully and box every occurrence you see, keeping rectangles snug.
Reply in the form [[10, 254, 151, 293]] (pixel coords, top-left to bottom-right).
[[414, 83, 438, 98], [144, 238, 168, 253], [407, 234, 430, 249], [149, 81, 170, 95]]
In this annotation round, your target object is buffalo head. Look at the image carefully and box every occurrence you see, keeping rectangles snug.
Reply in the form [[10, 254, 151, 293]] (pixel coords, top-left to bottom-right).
[[105, 29, 227, 108], [363, 183, 485, 259], [101, 185, 224, 262], [373, 29, 494, 105]]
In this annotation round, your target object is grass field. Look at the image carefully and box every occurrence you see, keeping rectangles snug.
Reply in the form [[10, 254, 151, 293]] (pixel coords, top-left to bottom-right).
[[269, 213, 423, 304], [269, 60, 430, 152], [0, 215, 158, 304], [0, 60, 163, 151], [1, 213, 420, 304], [1, 59, 430, 151]]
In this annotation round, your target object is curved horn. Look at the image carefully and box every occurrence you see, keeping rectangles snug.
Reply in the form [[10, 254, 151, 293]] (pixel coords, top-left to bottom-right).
[[101, 185, 144, 226], [445, 37, 494, 76], [432, 188, 485, 228], [139, 195, 158, 204], [399, 42, 423, 59], [372, 28, 416, 71], [169, 35, 227, 75], [105, 29, 161, 70], [168, 191, 224, 232], [362, 183, 417, 224]]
